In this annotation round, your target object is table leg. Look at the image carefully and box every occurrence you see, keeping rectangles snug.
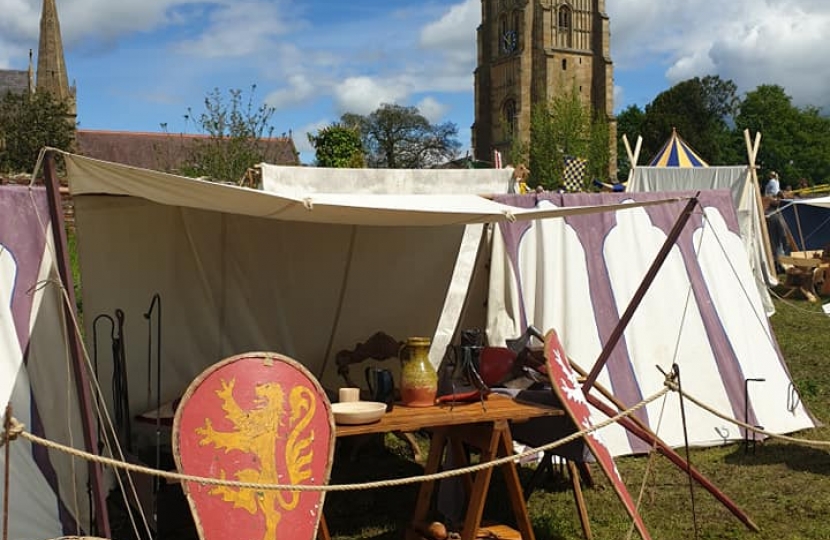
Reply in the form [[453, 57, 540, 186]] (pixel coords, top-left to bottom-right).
[[494, 421, 536, 540], [407, 427, 449, 539], [316, 515, 331, 540], [459, 424, 500, 540]]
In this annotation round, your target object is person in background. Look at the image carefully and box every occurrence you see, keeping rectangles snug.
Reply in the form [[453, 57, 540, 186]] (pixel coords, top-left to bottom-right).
[[765, 197, 790, 273], [764, 171, 781, 197]]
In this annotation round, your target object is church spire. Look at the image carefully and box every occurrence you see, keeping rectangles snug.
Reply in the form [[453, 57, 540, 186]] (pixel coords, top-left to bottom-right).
[[36, 0, 73, 111]]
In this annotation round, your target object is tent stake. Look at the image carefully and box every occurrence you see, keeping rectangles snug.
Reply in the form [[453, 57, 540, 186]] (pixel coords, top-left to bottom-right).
[[43, 151, 111, 537]]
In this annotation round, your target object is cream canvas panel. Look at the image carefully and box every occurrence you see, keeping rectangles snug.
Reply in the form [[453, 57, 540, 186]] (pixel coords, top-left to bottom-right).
[[260, 163, 515, 195], [74, 195, 466, 413]]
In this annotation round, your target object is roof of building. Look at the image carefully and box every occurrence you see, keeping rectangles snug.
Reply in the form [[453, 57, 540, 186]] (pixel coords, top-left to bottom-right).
[[75, 129, 300, 173], [0, 70, 29, 96]]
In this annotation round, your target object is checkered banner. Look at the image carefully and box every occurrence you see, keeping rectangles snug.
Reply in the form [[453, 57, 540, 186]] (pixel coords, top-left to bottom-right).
[[562, 155, 588, 192]]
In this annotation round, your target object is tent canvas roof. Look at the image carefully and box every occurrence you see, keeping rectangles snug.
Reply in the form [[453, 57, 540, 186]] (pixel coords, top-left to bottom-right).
[[649, 128, 709, 167]]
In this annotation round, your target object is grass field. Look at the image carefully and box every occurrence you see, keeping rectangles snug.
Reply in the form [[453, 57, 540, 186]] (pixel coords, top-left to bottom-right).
[[326, 293, 830, 540]]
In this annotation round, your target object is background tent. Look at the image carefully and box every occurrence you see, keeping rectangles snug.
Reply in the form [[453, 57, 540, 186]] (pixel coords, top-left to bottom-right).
[[780, 196, 830, 251], [486, 190, 816, 456], [648, 128, 709, 167], [628, 133, 777, 315], [1, 185, 92, 539]]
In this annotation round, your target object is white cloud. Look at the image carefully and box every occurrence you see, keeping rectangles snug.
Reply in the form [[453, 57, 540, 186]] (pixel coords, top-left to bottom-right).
[[608, 0, 830, 109], [333, 76, 408, 115], [420, 0, 478, 65], [416, 96, 447, 122], [265, 73, 316, 109], [173, 2, 289, 58]]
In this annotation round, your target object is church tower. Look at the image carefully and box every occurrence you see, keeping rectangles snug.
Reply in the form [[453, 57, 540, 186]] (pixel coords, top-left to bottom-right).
[[473, 0, 615, 172], [36, 0, 76, 118]]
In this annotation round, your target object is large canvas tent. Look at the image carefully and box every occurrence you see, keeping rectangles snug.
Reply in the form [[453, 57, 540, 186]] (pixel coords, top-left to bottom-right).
[[486, 190, 814, 456], [65, 154, 672, 417], [1, 152, 817, 538]]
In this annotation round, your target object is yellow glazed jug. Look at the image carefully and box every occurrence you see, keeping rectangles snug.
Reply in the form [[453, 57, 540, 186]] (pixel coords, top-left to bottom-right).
[[399, 336, 438, 407]]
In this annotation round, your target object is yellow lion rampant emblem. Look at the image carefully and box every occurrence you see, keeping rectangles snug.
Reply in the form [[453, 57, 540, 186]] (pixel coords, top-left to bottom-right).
[[195, 378, 316, 539]]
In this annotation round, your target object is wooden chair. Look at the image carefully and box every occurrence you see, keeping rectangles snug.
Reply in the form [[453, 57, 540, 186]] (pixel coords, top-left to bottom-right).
[[335, 331, 423, 462]]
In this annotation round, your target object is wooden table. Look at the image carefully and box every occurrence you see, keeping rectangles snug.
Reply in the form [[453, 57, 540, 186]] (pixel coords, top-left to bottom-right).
[[323, 394, 564, 540], [779, 252, 830, 301]]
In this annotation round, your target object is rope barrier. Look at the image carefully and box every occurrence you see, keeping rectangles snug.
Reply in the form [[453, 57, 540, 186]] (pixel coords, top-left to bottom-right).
[[6, 373, 828, 497], [5, 385, 671, 493], [671, 384, 830, 449]]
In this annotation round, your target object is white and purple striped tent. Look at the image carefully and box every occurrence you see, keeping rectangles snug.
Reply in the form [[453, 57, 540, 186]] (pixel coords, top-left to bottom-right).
[[487, 190, 816, 456], [1, 185, 92, 539]]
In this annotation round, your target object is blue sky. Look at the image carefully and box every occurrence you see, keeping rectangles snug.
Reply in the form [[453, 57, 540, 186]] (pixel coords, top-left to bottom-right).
[[2, 0, 830, 164]]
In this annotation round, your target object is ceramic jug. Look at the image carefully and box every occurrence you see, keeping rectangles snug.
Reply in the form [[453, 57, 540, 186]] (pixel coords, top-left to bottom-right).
[[399, 336, 438, 407]]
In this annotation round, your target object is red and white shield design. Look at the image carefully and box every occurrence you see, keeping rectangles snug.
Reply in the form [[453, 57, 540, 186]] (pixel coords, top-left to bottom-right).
[[544, 329, 652, 540], [173, 352, 335, 540]]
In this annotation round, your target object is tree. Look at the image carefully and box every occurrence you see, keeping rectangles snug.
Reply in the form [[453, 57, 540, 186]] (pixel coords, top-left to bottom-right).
[[0, 90, 75, 174], [736, 85, 803, 181], [525, 86, 611, 190], [342, 103, 460, 168], [308, 124, 364, 167], [179, 85, 282, 183], [638, 76, 742, 165]]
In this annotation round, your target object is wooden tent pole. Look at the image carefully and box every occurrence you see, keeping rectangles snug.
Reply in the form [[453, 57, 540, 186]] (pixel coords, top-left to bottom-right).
[[633, 136, 642, 168], [582, 195, 700, 392], [43, 152, 111, 538], [793, 204, 806, 251], [623, 134, 634, 166], [744, 129, 777, 276]]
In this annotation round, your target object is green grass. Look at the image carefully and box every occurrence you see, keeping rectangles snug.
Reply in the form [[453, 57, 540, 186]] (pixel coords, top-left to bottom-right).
[[327, 295, 830, 540]]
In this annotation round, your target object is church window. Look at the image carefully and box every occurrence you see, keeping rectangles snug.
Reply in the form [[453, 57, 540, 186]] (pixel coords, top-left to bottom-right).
[[558, 5, 572, 30], [503, 99, 517, 139], [557, 4, 573, 48]]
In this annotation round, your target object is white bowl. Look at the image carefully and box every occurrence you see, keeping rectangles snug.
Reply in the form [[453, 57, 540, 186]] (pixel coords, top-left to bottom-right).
[[331, 401, 387, 425]]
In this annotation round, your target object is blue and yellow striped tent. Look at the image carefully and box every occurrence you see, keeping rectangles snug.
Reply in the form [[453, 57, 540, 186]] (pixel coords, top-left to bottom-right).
[[648, 128, 708, 167]]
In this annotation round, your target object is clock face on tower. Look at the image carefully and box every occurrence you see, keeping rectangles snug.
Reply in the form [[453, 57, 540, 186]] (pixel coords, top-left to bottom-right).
[[502, 30, 517, 53]]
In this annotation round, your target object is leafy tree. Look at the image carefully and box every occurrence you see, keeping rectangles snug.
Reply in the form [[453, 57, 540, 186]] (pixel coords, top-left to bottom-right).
[[0, 90, 75, 174], [792, 107, 830, 185], [736, 85, 804, 182], [342, 103, 460, 168], [180, 85, 284, 183], [308, 124, 364, 168], [638, 76, 742, 165], [526, 86, 610, 190]]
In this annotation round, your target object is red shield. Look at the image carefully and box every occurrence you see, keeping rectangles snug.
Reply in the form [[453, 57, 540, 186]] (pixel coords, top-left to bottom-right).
[[544, 329, 652, 540], [173, 352, 335, 540]]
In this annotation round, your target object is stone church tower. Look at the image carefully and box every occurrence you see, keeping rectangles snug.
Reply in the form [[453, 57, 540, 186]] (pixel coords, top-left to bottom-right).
[[36, 0, 76, 120], [473, 0, 615, 172]]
